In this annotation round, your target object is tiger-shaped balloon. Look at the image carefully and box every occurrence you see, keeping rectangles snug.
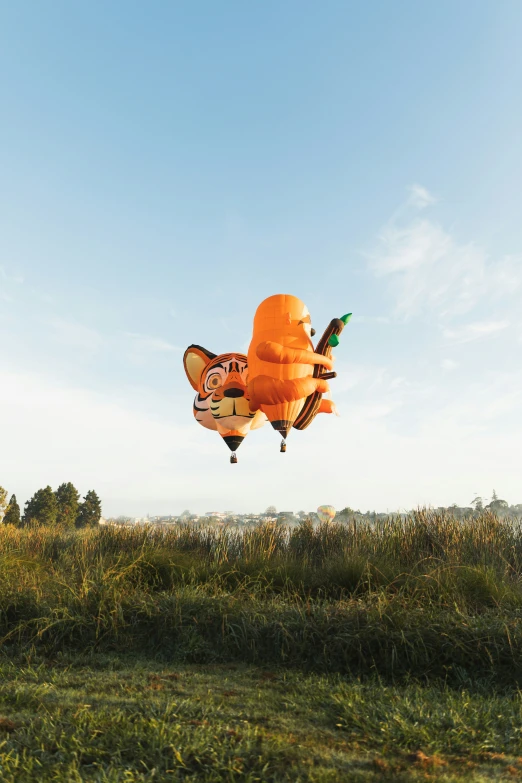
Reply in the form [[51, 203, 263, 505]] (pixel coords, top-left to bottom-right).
[[183, 345, 266, 462]]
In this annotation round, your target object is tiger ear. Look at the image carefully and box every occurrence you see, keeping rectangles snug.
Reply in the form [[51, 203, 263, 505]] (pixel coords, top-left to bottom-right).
[[183, 345, 217, 390]]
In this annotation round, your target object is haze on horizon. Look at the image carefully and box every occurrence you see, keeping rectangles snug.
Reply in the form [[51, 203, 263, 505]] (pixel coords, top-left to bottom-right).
[[1, 1, 521, 518]]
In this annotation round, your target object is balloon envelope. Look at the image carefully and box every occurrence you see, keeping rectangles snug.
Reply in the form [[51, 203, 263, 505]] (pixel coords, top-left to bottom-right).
[[246, 294, 331, 439], [317, 505, 336, 523], [183, 345, 266, 454]]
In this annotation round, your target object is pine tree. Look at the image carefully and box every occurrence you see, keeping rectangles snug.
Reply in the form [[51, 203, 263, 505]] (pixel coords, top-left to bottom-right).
[[486, 489, 508, 514], [76, 490, 102, 528], [23, 486, 58, 526], [55, 482, 80, 528], [3, 494, 21, 526]]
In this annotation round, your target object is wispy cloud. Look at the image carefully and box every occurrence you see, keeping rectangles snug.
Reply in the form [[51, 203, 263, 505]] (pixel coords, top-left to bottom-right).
[[31, 289, 55, 305], [366, 187, 522, 323], [47, 317, 103, 353], [123, 332, 180, 353], [441, 358, 458, 371], [351, 314, 391, 324], [0, 265, 24, 285], [355, 402, 401, 419], [42, 321, 179, 357], [443, 320, 509, 343], [421, 370, 522, 432], [0, 265, 24, 304], [408, 184, 437, 209], [333, 362, 374, 393]]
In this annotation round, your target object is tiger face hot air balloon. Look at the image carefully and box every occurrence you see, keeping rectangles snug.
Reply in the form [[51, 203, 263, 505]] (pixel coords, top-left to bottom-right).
[[317, 505, 336, 523], [246, 294, 351, 450], [183, 345, 266, 463]]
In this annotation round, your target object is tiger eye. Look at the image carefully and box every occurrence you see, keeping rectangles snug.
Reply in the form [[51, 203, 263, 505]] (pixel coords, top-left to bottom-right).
[[208, 374, 222, 389]]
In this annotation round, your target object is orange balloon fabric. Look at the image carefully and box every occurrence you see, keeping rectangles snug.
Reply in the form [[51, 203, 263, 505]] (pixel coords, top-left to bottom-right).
[[246, 294, 333, 438], [183, 345, 266, 456]]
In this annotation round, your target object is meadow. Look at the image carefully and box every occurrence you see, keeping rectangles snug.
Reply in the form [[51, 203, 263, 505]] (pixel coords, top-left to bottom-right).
[[1, 510, 522, 781]]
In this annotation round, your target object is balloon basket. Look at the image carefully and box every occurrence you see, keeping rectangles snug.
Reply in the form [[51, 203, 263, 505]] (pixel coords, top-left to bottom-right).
[[280, 440, 287, 453], [230, 453, 238, 464]]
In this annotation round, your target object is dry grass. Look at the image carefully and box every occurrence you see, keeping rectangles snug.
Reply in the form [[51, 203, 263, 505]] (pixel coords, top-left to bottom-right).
[[1, 510, 521, 685]]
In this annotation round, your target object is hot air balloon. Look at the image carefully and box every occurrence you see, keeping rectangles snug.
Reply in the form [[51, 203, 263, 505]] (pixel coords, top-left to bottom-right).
[[294, 313, 351, 430], [317, 505, 336, 523], [183, 345, 266, 463], [246, 294, 351, 450]]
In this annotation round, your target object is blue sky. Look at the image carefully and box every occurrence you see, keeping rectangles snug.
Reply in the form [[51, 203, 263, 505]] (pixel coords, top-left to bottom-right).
[[1, 1, 521, 516]]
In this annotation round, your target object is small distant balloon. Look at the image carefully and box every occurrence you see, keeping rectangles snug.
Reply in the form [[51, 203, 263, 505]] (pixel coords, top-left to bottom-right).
[[317, 505, 336, 523]]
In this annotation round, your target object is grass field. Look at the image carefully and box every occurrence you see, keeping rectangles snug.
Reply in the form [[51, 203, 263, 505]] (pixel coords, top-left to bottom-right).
[[2, 655, 522, 781], [1, 511, 522, 780]]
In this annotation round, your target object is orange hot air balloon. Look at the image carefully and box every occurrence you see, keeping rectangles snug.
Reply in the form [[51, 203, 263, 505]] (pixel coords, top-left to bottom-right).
[[246, 294, 335, 445], [183, 345, 266, 463], [293, 312, 351, 431]]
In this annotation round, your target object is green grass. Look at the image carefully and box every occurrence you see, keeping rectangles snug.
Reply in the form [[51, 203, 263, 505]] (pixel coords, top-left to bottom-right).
[[1, 512, 522, 685], [1, 511, 522, 779], [1, 654, 522, 781]]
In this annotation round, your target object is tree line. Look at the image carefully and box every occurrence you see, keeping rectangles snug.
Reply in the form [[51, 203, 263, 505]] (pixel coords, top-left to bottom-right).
[[336, 489, 522, 520], [0, 483, 102, 528]]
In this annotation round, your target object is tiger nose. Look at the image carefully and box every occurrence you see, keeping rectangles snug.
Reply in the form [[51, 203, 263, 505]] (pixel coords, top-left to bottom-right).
[[224, 387, 244, 398]]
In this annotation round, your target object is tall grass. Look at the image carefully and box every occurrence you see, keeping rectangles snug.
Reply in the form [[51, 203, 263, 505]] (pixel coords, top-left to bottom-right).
[[1, 510, 522, 684]]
